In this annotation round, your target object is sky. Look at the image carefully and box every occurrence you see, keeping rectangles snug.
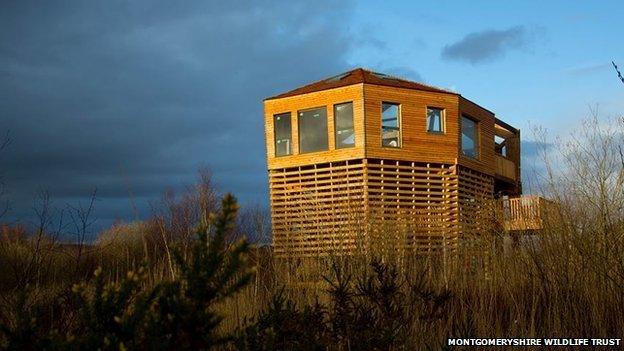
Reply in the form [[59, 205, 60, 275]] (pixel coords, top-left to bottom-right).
[[1, 1, 623, 239]]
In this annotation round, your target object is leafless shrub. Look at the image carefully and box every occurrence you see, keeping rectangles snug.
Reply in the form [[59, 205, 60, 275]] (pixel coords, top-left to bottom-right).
[[236, 203, 270, 244], [0, 131, 10, 221]]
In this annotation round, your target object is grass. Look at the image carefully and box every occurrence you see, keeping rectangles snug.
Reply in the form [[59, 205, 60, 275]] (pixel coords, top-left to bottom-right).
[[1, 115, 624, 349]]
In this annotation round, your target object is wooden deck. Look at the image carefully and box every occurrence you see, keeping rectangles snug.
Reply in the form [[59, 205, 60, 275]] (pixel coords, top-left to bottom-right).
[[499, 196, 552, 231]]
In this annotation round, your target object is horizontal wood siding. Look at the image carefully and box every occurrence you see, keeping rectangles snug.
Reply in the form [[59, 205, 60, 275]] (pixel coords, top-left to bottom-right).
[[270, 158, 462, 257], [496, 155, 516, 181], [363, 84, 460, 164], [457, 166, 495, 240], [264, 84, 365, 170], [269, 160, 367, 257], [366, 159, 459, 253]]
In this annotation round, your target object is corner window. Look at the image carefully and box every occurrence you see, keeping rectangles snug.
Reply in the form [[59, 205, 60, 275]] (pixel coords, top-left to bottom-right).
[[334, 102, 354, 149], [495, 135, 507, 157], [382, 102, 400, 147], [298, 107, 328, 153], [427, 107, 444, 133], [274, 113, 292, 156], [461, 115, 478, 158]]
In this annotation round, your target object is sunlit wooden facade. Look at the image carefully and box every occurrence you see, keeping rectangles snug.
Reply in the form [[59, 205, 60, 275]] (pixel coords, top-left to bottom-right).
[[264, 69, 524, 257]]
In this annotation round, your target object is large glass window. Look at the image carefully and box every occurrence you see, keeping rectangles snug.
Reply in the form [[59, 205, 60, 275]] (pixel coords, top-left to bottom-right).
[[382, 102, 400, 147], [274, 113, 292, 156], [298, 107, 328, 153], [461, 115, 478, 158], [427, 107, 444, 133], [334, 102, 354, 148]]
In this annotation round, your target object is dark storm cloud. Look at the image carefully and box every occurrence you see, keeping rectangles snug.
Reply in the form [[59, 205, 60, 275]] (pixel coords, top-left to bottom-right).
[[0, 1, 354, 233], [441, 26, 527, 64]]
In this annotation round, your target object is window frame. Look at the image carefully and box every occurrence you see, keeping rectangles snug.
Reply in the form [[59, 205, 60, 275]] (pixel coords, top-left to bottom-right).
[[495, 135, 508, 158], [273, 112, 292, 157], [460, 114, 480, 159], [381, 101, 401, 148], [333, 101, 355, 149], [426, 106, 445, 134], [297, 105, 329, 154]]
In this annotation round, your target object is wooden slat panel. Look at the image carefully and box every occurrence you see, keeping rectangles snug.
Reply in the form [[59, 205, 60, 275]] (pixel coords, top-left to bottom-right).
[[457, 165, 495, 240], [495, 155, 516, 180], [365, 159, 460, 254], [270, 158, 465, 257], [270, 160, 368, 257]]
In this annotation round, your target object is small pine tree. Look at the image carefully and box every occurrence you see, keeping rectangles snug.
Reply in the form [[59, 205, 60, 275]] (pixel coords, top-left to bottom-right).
[[1, 193, 254, 350]]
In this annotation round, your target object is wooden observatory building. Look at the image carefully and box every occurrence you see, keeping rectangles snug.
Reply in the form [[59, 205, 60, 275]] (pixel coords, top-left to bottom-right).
[[264, 68, 527, 257]]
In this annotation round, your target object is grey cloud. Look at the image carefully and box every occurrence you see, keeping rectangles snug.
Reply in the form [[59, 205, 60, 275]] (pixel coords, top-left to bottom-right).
[[0, 1, 355, 235], [441, 26, 527, 64], [520, 140, 553, 193], [384, 67, 424, 83]]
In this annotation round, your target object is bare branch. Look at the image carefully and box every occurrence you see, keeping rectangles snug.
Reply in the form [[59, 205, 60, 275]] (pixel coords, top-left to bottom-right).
[[0, 130, 10, 152], [614, 61, 624, 86], [0, 130, 10, 220], [66, 188, 98, 243]]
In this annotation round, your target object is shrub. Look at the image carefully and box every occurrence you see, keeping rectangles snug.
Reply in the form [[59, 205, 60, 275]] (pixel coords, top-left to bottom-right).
[[1, 193, 253, 350], [236, 259, 453, 351]]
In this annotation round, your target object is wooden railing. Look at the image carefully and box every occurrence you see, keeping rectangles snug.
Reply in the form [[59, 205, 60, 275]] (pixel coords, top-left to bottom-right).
[[495, 155, 516, 181], [499, 196, 545, 231]]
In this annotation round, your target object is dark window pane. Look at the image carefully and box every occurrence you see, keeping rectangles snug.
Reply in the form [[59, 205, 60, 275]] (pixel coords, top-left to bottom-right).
[[334, 102, 354, 148], [382, 102, 400, 147], [461, 115, 478, 158], [299, 107, 328, 153], [427, 107, 444, 132], [274, 113, 292, 156]]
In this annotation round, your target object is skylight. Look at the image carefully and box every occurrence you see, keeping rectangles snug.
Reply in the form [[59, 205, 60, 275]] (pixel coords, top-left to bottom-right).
[[371, 72, 392, 79], [325, 72, 350, 82]]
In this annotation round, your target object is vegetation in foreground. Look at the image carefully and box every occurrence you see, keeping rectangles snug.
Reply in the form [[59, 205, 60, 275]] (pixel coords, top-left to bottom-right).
[[1, 115, 624, 350]]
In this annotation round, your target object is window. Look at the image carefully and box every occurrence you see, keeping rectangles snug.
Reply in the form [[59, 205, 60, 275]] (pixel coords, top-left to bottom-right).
[[381, 102, 400, 147], [334, 102, 355, 148], [461, 115, 478, 158], [495, 135, 507, 157], [427, 107, 444, 133], [298, 107, 328, 153], [274, 112, 292, 156]]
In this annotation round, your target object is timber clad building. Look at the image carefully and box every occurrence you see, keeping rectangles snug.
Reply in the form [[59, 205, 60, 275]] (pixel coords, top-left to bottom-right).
[[264, 68, 523, 257]]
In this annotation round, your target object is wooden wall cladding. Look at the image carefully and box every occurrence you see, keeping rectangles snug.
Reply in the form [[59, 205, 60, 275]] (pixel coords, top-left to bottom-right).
[[457, 165, 495, 240], [268, 158, 497, 257], [366, 159, 460, 254], [363, 84, 460, 165], [264, 84, 365, 170], [269, 159, 368, 257], [458, 97, 497, 176]]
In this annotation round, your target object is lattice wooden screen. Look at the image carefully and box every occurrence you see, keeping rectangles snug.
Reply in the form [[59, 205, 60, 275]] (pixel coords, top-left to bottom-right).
[[269, 160, 367, 257], [269, 159, 497, 257]]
